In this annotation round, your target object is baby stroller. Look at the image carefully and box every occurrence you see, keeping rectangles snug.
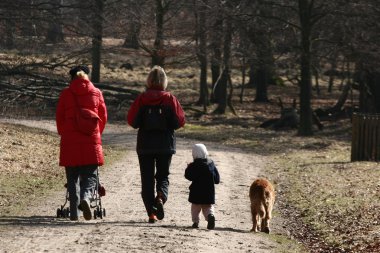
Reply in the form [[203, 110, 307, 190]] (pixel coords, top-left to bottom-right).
[[56, 168, 106, 219]]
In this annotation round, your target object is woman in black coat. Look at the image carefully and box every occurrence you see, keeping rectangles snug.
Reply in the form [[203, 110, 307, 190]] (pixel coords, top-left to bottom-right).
[[127, 66, 185, 223]]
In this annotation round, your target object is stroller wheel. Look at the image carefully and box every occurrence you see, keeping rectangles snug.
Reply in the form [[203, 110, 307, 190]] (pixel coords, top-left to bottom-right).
[[57, 208, 61, 218], [64, 208, 70, 218], [103, 208, 106, 217], [95, 207, 102, 219]]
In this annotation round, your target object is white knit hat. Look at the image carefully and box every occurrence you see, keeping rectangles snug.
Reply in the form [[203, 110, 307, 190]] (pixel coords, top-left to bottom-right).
[[192, 143, 209, 159]]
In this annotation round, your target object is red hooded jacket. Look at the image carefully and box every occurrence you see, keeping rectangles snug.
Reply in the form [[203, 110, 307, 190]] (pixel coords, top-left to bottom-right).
[[56, 78, 107, 167]]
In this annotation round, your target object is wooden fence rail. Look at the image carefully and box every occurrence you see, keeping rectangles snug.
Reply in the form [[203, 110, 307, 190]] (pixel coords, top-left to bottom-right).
[[351, 113, 380, 161]]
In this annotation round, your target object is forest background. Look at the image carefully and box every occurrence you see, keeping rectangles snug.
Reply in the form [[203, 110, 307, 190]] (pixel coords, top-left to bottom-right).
[[0, 1, 380, 252]]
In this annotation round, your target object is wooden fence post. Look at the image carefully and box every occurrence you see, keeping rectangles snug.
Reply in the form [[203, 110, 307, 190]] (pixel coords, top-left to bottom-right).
[[351, 113, 380, 162]]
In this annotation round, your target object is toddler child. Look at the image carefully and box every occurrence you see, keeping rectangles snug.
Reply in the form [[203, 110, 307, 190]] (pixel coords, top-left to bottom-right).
[[185, 144, 220, 229]]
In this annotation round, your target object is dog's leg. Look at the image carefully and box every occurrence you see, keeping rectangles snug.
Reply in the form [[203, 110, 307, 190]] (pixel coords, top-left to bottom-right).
[[250, 204, 259, 232], [261, 217, 270, 234], [261, 197, 273, 234], [257, 215, 261, 232]]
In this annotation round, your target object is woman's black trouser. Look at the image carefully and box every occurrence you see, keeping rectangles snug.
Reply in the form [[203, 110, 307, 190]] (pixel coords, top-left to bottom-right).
[[138, 154, 172, 216]]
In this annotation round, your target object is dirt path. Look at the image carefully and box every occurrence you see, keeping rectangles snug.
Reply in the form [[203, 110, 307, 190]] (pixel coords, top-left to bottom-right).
[[0, 119, 284, 252]]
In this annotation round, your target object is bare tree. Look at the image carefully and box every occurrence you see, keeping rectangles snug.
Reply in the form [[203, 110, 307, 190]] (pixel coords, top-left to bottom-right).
[[347, 1, 380, 113], [261, 0, 338, 135], [194, 0, 208, 110], [45, 0, 65, 43], [209, 8, 223, 102], [213, 2, 233, 114], [151, 0, 167, 66], [91, 0, 104, 82], [134, 0, 189, 67], [124, 21, 141, 49], [296, 0, 314, 136], [247, 1, 275, 102]]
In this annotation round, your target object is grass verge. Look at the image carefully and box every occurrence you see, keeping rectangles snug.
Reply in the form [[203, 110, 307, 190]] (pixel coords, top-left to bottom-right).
[[178, 121, 380, 252], [0, 123, 125, 218]]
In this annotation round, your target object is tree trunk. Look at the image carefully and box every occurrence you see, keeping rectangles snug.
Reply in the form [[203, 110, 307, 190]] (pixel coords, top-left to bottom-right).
[[247, 59, 255, 88], [254, 67, 269, 102], [228, 74, 237, 115], [239, 57, 246, 103], [195, 0, 209, 109], [123, 21, 141, 49], [199, 59, 208, 111], [313, 67, 320, 95], [210, 60, 221, 102], [253, 33, 273, 102], [5, 19, 15, 49], [21, 0, 36, 37], [298, 0, 313, 136], [214, 17, 232, 114], [45, 0, 64, 43], [244, 1, 275, 98], [46, 23, 64, 43], [213, 69, 228, 114], [91, 0, 104, 83], [152, 0, 165, 67], [327, 58, 337, 93], [210, 17, 223, 102], [332, 81, 351, 111]]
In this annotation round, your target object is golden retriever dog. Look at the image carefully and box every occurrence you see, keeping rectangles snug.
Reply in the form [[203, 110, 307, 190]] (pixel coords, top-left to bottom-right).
[[249, 178, 275, 233]]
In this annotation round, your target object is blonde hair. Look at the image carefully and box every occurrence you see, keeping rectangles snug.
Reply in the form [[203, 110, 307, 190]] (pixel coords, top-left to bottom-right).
[[70, 70, 89, 81], [146, 65, 168, 90], [75, 70, 89, 79]]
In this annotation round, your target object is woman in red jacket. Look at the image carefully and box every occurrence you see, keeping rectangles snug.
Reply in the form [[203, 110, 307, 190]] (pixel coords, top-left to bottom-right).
[[56, 65, 107, 221], [127, 65, 185, 223]]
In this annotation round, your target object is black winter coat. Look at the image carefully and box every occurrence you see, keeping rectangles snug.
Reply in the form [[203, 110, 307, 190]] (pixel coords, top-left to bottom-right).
[[185, 158, 220, 204]]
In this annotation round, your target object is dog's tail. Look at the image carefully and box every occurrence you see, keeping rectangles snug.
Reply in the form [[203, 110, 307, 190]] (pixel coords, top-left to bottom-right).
[[250, 183, 266, 218]]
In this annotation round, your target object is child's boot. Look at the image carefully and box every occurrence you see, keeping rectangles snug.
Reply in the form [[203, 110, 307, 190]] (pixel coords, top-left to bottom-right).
[[207, 214, 215, 229]]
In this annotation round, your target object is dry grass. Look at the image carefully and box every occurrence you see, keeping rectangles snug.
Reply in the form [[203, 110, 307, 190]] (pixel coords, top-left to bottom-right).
[[0, 123, 62, 215], [270, 146, 380, 252], [0, 123, 122, 216]]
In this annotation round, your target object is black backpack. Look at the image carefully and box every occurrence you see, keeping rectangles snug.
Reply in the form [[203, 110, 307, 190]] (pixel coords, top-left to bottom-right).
[[138, 105, 169, 131]]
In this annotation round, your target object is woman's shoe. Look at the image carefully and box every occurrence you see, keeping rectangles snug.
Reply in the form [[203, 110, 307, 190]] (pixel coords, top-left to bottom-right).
[[79, 199, 92, 221], [148, 214, 158, 223], [155, 198, 164, 220]]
